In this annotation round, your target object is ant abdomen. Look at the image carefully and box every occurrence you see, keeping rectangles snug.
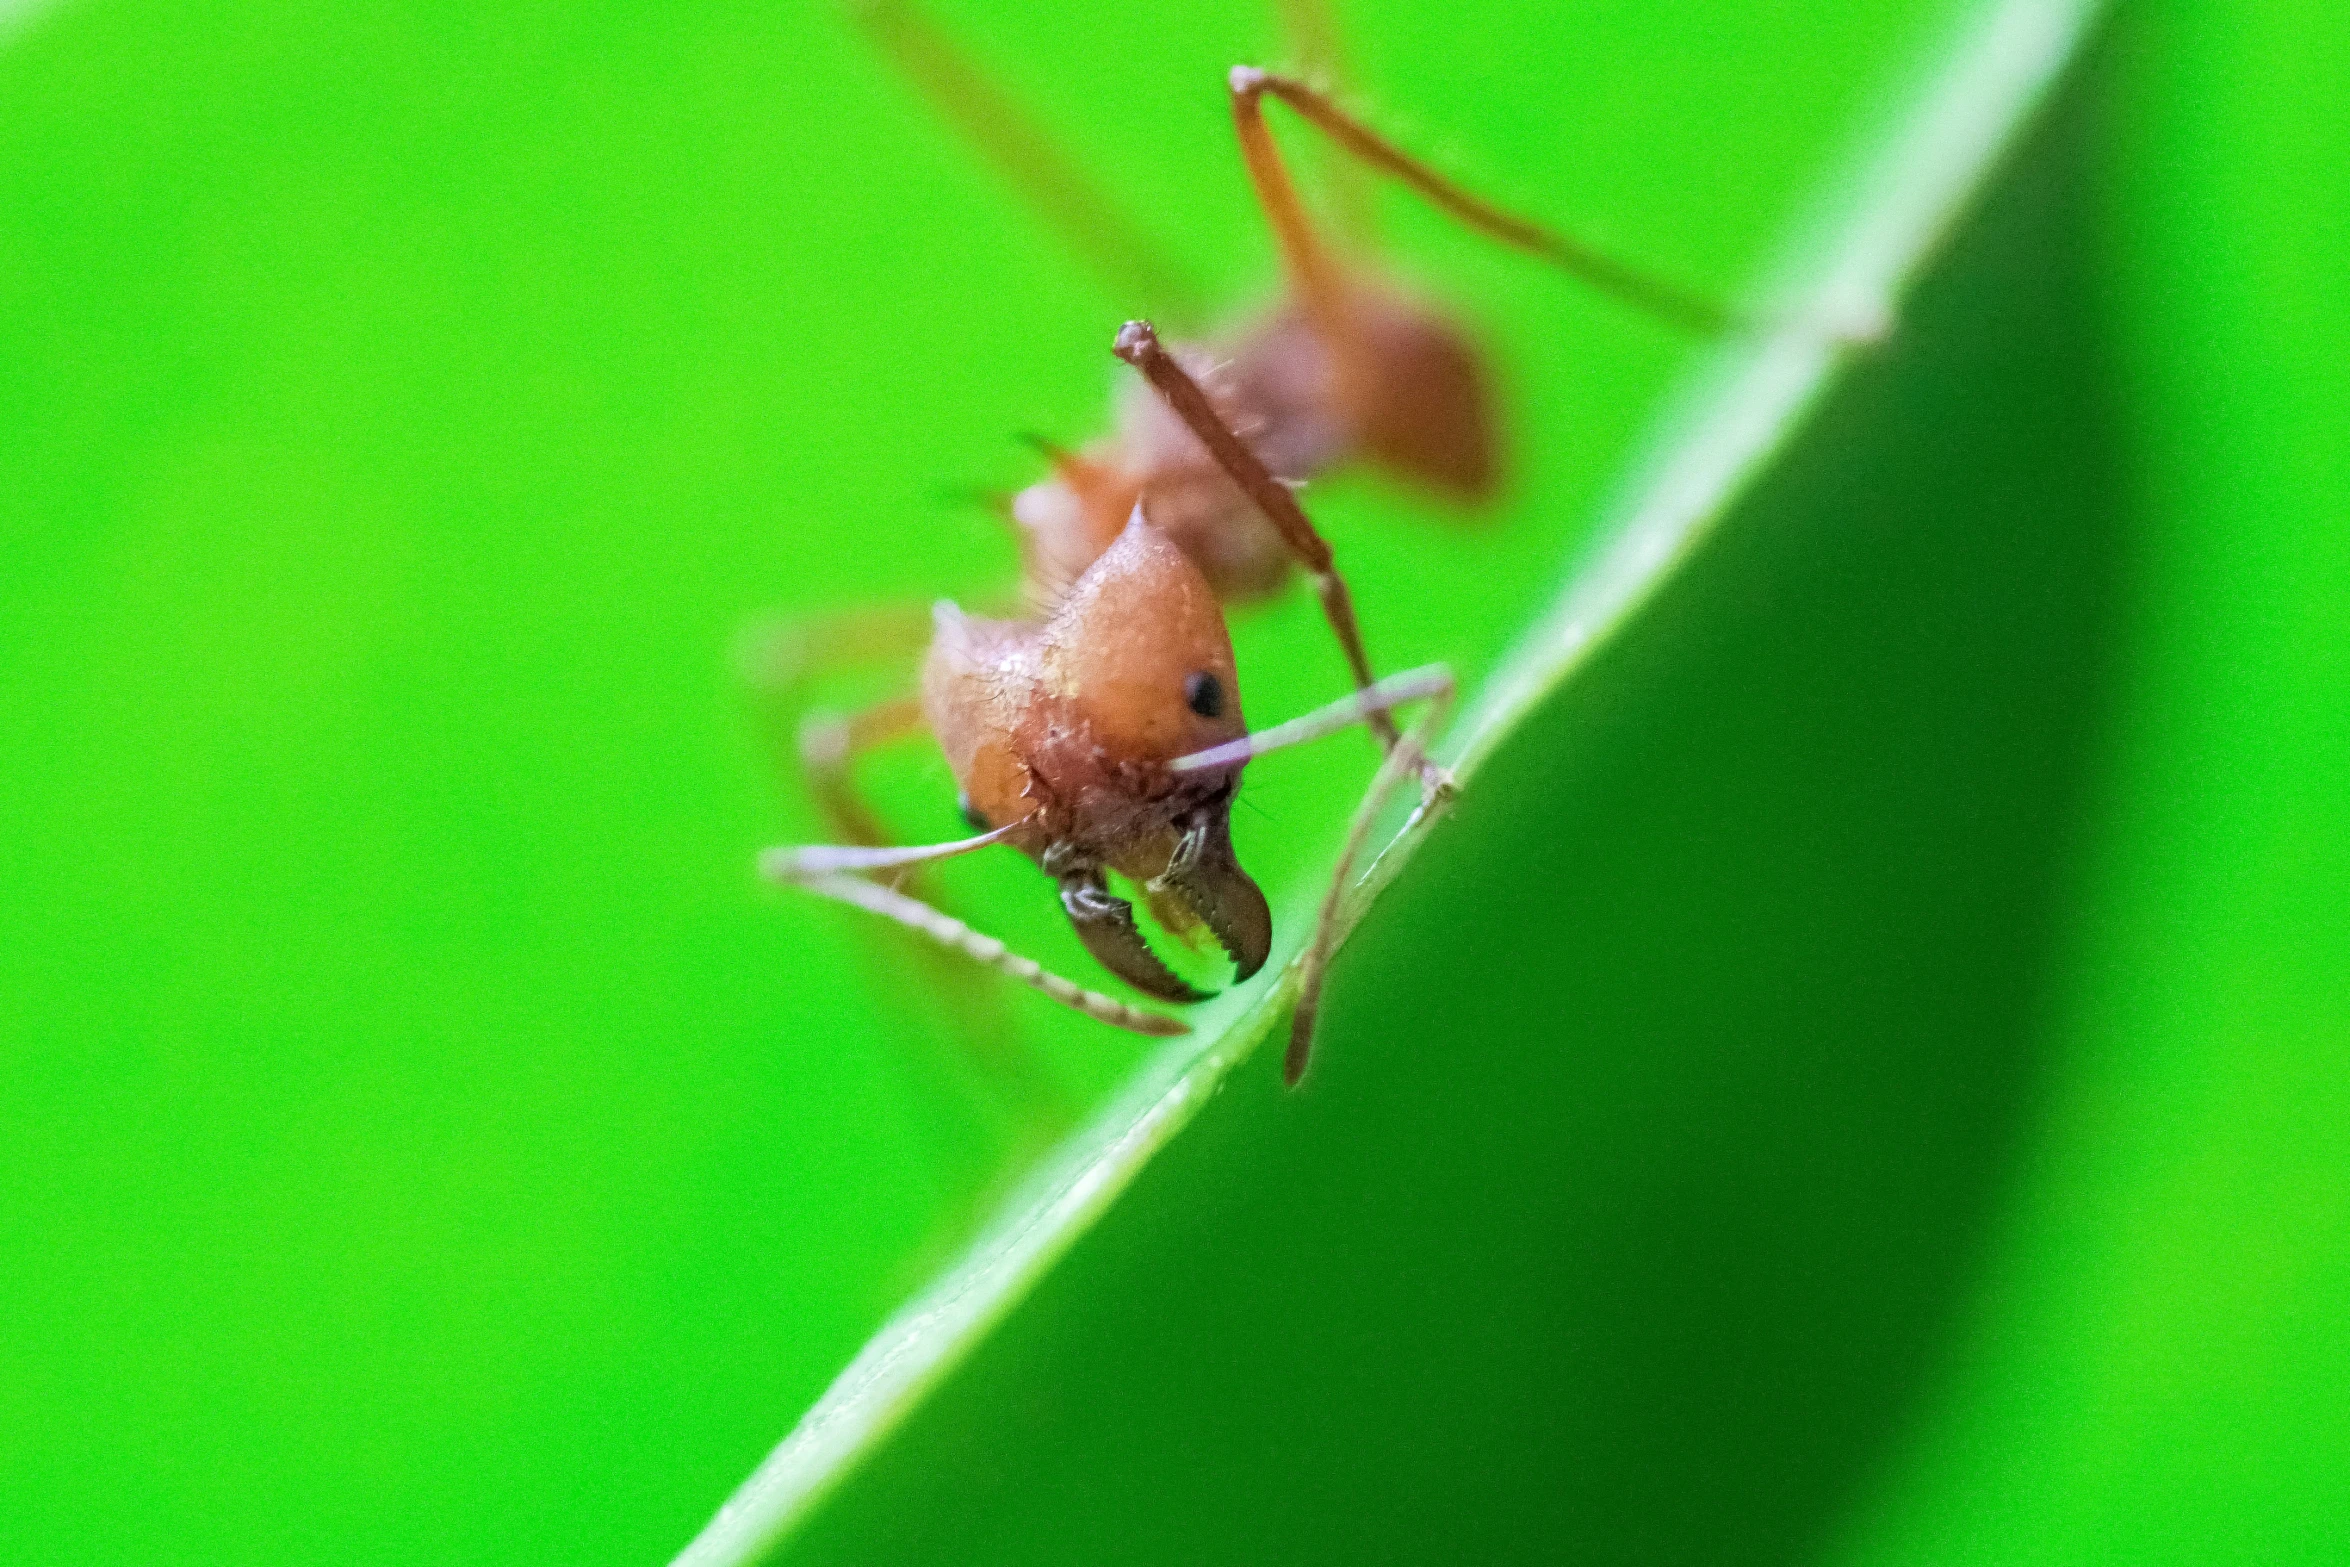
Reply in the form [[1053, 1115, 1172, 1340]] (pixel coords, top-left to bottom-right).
[[1330, 282, 1501, 504], [1174, 284, 1502, 513]]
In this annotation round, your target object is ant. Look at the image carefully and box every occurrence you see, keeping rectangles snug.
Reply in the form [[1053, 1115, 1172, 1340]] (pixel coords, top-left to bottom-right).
[[763, 320, 1453, 1084], [756, 7, 1735, 1080]]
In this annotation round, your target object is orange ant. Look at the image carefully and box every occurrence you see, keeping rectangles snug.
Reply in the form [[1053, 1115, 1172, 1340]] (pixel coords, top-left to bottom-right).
[[756, 10, 1731, 1079], [762, 321, 1453, 1083]]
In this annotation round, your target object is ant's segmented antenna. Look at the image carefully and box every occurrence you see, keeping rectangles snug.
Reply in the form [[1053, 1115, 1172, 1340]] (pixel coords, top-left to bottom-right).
[[1227, 67, 1734, 337], [761, 827, 1191, 1038], [1171, 665, 1452, 774], [759, 825, 1014, 880]]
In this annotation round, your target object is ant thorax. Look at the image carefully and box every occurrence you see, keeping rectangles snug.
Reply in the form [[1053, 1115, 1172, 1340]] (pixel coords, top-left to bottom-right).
[[1010, 280, 1497, 607]]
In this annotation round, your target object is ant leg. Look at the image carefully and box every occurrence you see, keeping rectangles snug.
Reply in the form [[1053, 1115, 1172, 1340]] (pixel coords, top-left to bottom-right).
[[1112, 320, 1407, 761], [796, 694, 927, 849], [761, 830, 1192, 1038], [1284, 668, 1457, 1086], [849, 0, 1205, 319], [737, 602, 933, 838], [1224, 57, 1372, 388], [1228, 67, 1732, 336], [1166, 664, 1457, 1079]]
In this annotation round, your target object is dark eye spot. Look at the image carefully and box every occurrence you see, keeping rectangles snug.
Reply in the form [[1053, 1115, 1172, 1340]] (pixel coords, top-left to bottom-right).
[[958, 794, 990, 833], [1184, 671, 1224, 719]]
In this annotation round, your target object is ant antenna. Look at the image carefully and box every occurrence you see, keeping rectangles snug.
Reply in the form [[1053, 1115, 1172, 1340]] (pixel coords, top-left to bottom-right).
[[1171, 665, 1450, 773], [759, 824, 1015, 880]]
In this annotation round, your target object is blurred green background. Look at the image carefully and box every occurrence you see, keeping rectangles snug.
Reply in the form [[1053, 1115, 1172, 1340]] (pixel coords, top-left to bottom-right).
[[3, 1, 2341, 1563]]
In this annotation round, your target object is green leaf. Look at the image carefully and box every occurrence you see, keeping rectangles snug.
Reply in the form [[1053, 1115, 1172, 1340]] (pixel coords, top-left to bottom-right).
[[14, 1, 2342, 1563]]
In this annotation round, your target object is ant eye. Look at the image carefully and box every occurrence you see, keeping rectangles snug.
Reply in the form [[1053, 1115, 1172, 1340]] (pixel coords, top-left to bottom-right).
[[958, 794, 990, 833], [1183, 671, 1224, 719]]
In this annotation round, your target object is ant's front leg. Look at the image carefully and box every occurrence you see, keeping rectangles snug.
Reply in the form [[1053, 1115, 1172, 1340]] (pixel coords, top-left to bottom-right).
[[1285, 669, 1457, 1085], [1164, 662, 1459, 1083]]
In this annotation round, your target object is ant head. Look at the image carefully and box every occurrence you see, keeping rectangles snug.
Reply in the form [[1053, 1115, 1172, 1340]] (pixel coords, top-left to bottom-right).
[[923, 511, 1271, 1000], [1034, 507, 1245, 766]]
